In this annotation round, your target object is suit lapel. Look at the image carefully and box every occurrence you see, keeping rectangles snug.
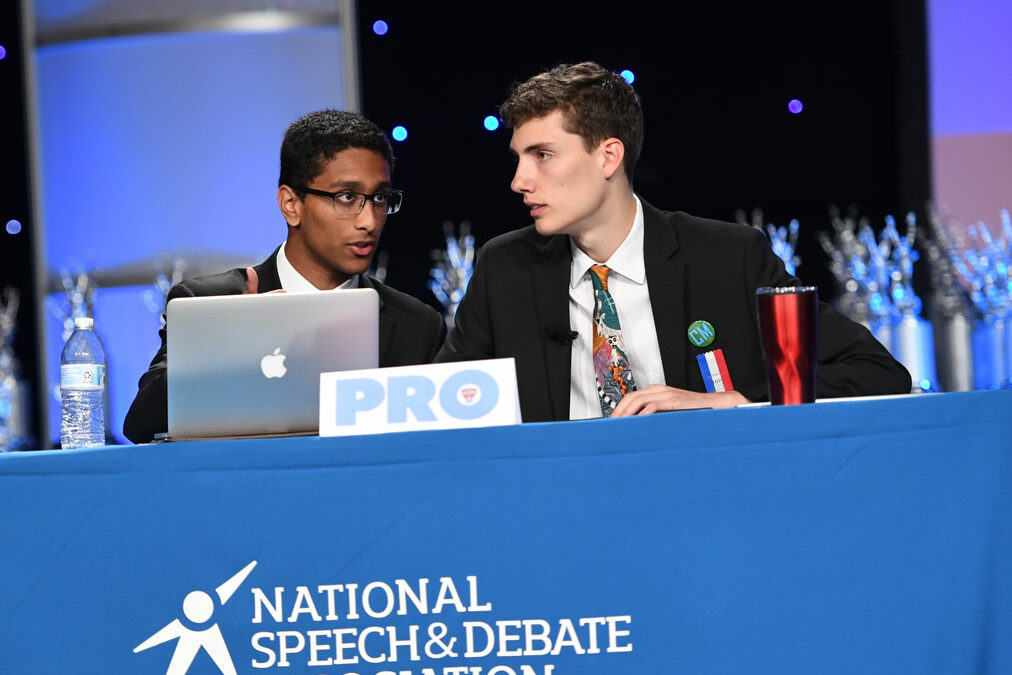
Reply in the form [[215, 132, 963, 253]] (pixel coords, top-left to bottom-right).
[[253, 248, 284, 292], [642, 202, 688, 388], [532, 235, 572, 420]]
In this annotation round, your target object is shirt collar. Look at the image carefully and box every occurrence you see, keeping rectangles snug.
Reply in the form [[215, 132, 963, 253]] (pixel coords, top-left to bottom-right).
[[570, 194, 645, 288], [277, 241, 359, 292]]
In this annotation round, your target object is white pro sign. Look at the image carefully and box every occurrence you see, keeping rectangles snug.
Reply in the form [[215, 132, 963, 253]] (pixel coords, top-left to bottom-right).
[[319, 358, 521, 436]]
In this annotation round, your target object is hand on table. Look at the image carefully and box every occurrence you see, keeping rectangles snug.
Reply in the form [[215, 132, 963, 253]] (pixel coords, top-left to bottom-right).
[[610, 385, 749, 417], [243, 267, 259, 294]]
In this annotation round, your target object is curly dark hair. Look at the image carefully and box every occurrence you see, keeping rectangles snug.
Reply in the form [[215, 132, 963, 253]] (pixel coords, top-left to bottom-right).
[[279, 110, 395, 196], [500, 62, 643, 180]]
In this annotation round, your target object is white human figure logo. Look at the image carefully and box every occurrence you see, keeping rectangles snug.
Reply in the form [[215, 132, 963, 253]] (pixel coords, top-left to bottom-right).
[[134, 561, 257, 675]]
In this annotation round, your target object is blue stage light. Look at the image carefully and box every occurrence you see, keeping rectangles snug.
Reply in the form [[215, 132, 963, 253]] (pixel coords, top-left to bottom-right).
[[920, 379, 931, 392], [483, 115, 500, 131], [372, 20, 389, 36], [0, 45, 7, 60], [788, 99, 804, 114], [392, 125, 408, 142], [6, 219, 22, 235], [620, 69, 635, 84]]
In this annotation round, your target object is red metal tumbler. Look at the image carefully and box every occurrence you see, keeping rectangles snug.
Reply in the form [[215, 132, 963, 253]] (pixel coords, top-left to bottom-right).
[[756, 286, 819, 405]]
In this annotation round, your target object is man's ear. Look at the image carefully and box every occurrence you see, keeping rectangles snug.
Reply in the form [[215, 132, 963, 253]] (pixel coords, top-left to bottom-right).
[[600, 138, 626, 181], [277, 185, 302, 227]]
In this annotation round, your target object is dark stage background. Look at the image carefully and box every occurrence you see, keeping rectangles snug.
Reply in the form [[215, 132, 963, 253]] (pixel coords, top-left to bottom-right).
[[356, 1, 929, 310]]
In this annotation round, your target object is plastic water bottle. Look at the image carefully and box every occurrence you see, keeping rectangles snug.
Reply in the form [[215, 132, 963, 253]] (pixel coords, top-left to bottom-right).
[[60, 316, 106, 448]]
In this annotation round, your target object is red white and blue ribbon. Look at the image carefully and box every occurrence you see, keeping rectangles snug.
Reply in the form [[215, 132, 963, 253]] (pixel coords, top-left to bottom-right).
[[696, 349, 733, 393]]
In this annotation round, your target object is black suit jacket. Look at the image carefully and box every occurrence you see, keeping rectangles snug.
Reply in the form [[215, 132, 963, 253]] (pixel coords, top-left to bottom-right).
[[123, 248, 446, 443], [437, 200, 910, 422]]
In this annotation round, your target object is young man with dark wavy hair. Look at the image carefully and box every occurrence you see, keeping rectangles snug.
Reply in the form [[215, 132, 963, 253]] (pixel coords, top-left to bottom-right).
[[437, 62, 909, 421], [124, 110, 445, 443]]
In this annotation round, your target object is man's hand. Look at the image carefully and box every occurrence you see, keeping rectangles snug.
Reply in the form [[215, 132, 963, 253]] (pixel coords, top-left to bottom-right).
[[243, 267, 259, 294], [611, 385, 748, 417]]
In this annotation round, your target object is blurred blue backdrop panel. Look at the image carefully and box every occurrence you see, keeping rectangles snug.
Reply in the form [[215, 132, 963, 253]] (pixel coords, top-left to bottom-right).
[[37, 25, 349, 444], [928, 0, 1012, 226]]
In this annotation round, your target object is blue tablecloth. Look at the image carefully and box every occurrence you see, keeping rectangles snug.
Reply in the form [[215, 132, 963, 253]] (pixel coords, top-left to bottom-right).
[[2, 390, 1011, 675]]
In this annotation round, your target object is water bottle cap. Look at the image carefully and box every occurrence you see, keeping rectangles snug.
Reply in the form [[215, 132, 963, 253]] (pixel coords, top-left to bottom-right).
[[73, 316, 94, 330]]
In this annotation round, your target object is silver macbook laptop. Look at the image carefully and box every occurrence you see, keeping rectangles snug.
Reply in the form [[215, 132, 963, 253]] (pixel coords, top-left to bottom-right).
[[165, 288, 378, 439]]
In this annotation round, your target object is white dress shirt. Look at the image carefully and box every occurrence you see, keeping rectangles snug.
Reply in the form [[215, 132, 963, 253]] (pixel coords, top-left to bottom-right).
[[568, 196, 666, 420], [276, 241, 359, 291]]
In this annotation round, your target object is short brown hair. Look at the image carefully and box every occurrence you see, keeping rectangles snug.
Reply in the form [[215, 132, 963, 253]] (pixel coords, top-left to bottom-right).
[[500, 61, 643, 180]]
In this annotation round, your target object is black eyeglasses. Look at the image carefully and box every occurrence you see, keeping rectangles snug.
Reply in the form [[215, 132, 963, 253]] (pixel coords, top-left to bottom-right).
[[302, 188, 404, 217]]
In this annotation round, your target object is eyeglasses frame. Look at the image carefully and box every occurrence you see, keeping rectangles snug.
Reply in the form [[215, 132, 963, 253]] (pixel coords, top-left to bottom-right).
[[301, 187, 404, 216]]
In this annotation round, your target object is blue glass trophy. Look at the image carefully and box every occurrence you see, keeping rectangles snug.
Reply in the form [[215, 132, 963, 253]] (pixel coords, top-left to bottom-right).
[[737, 207, 801, 275], [818, 207, 871, 327], [429, 220, 476, 329], [883, 213, 936, 392], [0, 287, 31, 452], [925, 205, 976, 391], [960, 212, 1012, 389]]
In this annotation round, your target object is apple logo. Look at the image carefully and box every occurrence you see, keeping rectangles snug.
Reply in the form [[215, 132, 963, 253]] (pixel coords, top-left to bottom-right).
[[260, 347, 287, 378]]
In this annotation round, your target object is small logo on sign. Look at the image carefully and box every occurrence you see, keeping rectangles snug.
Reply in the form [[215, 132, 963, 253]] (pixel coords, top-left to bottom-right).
[[457, 384, 481, 405]]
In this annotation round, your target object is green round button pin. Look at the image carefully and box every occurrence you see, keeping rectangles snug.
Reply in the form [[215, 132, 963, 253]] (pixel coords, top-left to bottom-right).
[[687, 320, 715, 347]]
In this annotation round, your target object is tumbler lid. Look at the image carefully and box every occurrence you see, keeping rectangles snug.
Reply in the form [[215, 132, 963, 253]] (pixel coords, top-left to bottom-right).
[[756, 286, 817, 295]]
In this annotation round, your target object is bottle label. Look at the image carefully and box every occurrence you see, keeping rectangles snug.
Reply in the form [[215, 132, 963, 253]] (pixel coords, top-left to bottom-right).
[[60, 364, 106, 389]]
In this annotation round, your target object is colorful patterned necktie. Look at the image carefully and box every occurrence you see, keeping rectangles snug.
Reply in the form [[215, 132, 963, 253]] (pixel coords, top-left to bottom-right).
[[590, 264, 637, 416]]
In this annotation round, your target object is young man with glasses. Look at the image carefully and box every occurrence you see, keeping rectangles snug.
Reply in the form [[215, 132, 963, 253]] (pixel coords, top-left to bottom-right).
[[124, 110, 445, 443], [437, 62, 910, 421]]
